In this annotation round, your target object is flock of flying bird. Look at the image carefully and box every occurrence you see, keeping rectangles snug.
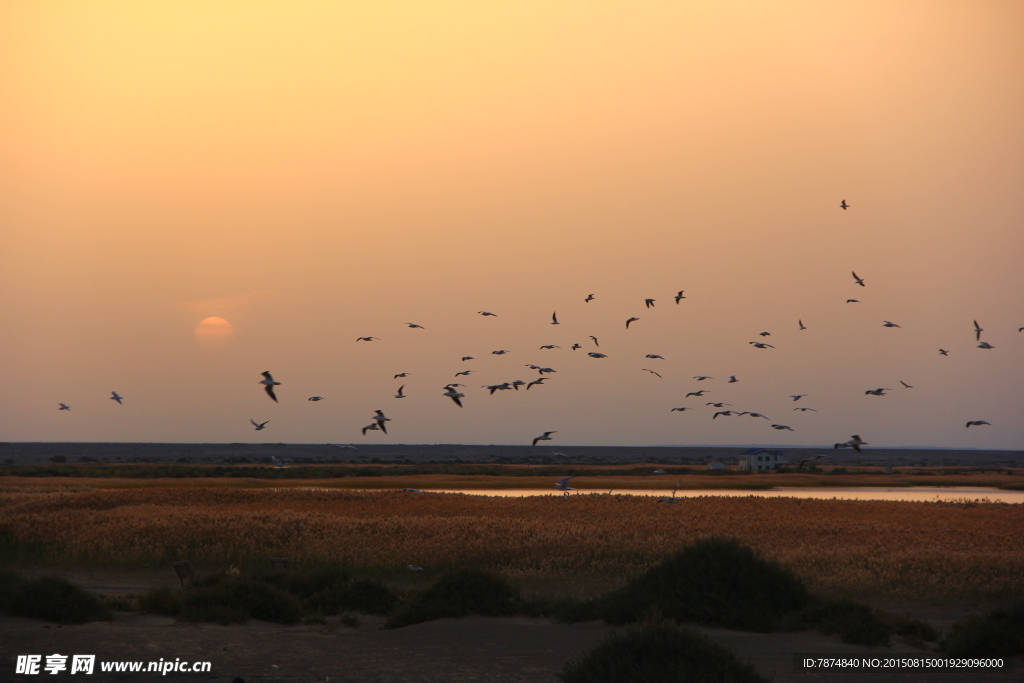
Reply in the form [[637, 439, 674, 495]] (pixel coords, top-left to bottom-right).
[[53, 200, 1013, 458]]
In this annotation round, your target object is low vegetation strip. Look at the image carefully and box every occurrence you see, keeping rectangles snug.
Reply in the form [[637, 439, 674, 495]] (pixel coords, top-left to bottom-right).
[[1, 465, 1020, 490], [1, 488, 1021, 600]]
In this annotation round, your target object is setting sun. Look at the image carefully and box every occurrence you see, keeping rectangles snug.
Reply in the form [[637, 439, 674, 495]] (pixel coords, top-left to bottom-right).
[[194, 316, 234, 348]]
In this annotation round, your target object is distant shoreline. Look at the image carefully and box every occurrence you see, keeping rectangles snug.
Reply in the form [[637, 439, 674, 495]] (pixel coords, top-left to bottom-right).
[[2, 442, 1022, 468]]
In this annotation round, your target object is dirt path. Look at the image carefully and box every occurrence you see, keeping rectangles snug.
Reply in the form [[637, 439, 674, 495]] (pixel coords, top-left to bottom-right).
[[4, 611, 1022, 683], [3, 570, 1021, 682]]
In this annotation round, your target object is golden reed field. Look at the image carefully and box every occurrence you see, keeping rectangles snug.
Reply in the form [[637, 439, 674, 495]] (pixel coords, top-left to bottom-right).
[[2, 483, 1021, 602]]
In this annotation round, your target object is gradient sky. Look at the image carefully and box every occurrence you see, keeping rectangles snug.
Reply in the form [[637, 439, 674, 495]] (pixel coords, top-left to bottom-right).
[[2, 1, 1022, 448]]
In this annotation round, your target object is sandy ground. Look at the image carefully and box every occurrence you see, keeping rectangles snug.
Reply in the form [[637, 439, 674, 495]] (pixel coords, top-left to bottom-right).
[[2, 571, 1021, 683]]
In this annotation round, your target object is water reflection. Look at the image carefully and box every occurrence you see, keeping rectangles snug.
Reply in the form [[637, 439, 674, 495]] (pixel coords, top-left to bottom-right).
[[426, 487, 1022, 503]]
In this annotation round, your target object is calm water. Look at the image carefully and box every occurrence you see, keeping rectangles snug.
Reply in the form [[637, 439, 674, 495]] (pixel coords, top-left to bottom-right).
[[426, 487, 1023, 503]]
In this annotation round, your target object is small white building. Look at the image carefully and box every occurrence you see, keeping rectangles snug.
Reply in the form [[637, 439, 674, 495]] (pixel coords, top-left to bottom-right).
[[738, 450, 782, 471]]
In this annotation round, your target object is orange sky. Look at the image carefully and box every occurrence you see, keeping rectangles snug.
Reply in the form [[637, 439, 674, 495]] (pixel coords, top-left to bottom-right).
[[1, 1, 1022, 448]]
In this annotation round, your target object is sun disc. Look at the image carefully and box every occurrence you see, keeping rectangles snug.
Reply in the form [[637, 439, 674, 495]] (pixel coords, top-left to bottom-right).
[[194, 317, 234, 347]]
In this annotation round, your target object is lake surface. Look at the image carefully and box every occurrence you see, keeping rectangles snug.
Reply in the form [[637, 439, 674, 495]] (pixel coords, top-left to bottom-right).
[[426, 486, 1023, 503]]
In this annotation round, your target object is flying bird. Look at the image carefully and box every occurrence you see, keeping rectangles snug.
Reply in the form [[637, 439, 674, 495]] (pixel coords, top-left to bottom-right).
[[526, 378, 548, 389], [250, 419, 269, 431], [965, 421, 991, 428], [454, 370, 474, 376], [750, 342, 775, 349], [269, 455, 290, 467], [793, 407, 817, 412], [977, 342, 995, 349], [644, 299, 655, 308], [883, 321, 901, 328], [478, 311, 498, 317], [727, 376, 739, 383], [394, 373, 410, 378], [551, 312, 560, 325], [110, 391, 124, 404], [461, 357, 474, 362], [834, 435, 867, 453], [799, 319, 806, 330], [642, 369, 662, 378], [694, 375, 713, 381], [939, 349, 949, 356], [645, 354, 665, 360], [686, 390, 708, 397], [771, 424, 794, 431], [492, 349, 510, 355], [361, 423, 380, 435], [371, 411, 391, 434], [403, 488, 425, 495], [674, 291, 685, 304], [405, 323, 425, 329], [308, 396, 324, 401], [759, 332, 771, 337], [539, 345, 560, 350], [443, 385, 464, 407], [741, 412, 770, 420], [355, 336, 379, 342], [846, 299, 860, 303], [571, 343, 582, 350], [584, 293, 595, 302], [259, 372, 280, 402], [900, 381, 913, 389], [713, 411, 736, 419], [840, 199, 849, 210], [588, 352, 608, 358], [626, 317, 640, 329], [58, 403, 70, 411], [707, 402, 731, 408], [973, 320, 983, 341], [554, 476, 574, 494], [395, 385, 406, 399], [589, 336, 599, 346], [864, 388, 891, 396], [852, 271, 865, 286], [790, 395, 807, 401], [532, 431, 557, 446], [670, 407, 694, 412]]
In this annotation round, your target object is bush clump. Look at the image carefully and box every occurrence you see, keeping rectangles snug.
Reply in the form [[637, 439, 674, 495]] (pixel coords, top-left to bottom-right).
[[783, 599, 893, 647], [305, 578, 398, 617], [139, 566, 399, 624], [558, 620, 769, 683], [178, 574, 304, 625], [600, 537, 810, 632], [0, 572, 111, 624], [942, 600, 1024, 656], [386, 569, 524, 629]]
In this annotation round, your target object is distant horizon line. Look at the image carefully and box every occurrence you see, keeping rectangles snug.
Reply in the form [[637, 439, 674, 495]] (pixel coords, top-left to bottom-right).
[[3, 441, 1019, 453]]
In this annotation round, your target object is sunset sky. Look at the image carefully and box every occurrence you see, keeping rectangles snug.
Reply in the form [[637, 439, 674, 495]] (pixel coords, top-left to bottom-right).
[[2, 1, 1022, 448]]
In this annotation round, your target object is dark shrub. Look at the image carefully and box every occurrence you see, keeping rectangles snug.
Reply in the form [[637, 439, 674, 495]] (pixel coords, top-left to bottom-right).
[[305, 578, 397, 616], [258, 566, 351, 599], [386, 569, 523, 628], [558, 620, 769, 683], [942, 600, 1024, 656], [784, 599, 892, 647], [138, 587, 182, 616], [3, 576, 111, 624], [600, 537, 809, 632], [177, 574, 303, 625]]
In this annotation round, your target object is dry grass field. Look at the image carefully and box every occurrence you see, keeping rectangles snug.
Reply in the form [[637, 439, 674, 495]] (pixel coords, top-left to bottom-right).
[[2, 483, 1021, 603], [1, 467, 1020, 491]]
